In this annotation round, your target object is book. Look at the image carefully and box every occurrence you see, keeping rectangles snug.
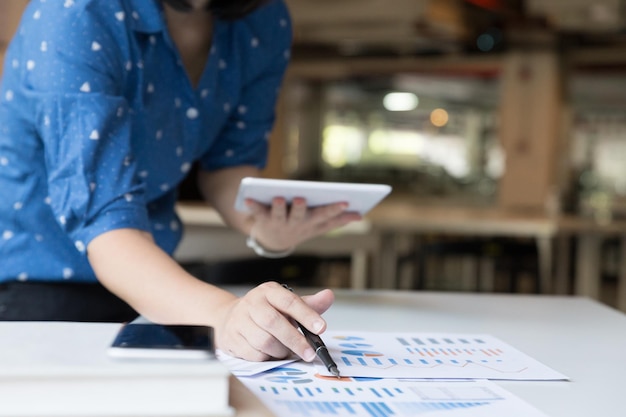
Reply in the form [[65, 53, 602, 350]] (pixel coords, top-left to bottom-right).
[[0, 321, 233, 417]]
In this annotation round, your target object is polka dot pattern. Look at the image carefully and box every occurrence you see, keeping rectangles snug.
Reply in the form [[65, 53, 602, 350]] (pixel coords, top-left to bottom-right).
[[0, 0, 292, 283]]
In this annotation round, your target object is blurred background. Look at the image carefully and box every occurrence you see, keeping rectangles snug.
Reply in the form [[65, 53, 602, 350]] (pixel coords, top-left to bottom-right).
[[2, 1, 626, 309], [276, 0, 626, 213]]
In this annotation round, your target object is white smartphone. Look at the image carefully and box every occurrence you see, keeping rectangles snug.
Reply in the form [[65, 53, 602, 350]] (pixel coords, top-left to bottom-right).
[[234, 177, 392, 215], [108, 322, 215, 360]]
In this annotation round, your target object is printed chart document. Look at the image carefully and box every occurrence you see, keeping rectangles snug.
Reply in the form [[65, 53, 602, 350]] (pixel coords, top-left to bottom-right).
[[237, 361, 550, 417], [315, 331, 567, 381]]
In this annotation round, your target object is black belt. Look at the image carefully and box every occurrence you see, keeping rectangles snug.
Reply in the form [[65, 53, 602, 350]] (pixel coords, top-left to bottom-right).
[[0, 281, 138, 322]]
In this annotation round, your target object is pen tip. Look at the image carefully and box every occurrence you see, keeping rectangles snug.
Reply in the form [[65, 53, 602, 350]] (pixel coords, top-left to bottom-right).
[[330, 365, 341, 378]]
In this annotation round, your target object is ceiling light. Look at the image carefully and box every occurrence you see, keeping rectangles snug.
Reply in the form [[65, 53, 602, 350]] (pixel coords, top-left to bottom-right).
[[430, 108, 449, 127], [383, 92, 418, 112]]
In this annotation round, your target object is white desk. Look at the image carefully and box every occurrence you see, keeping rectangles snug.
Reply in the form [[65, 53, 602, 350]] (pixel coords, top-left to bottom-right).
[[231, 289, 626, 417], [2, 290, 624, 416]]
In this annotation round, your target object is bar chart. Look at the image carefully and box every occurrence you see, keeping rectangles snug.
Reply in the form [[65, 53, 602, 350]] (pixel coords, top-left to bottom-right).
[[239, 362, 550, 417], [322, 332, 567, 380], [275, 400, 491, 417]]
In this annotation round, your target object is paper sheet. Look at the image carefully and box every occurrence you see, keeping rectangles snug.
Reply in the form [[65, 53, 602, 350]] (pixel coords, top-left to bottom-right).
[[216, 350, 297, 377], [315, 332, 567, 381], [237, 361, 550, 417]]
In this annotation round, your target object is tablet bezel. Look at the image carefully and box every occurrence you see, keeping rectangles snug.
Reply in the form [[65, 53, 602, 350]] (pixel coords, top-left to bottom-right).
[[234, 177, 391, 215]]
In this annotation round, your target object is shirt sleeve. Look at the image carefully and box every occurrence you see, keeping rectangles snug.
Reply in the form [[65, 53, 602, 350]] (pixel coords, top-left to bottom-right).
[[17, 1, 151, 249], [198, 0, 293, 171]]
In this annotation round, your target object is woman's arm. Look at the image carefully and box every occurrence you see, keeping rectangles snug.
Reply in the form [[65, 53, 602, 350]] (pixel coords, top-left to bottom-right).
[[198, 165, 260, 234], [87, 227, 333, 361]]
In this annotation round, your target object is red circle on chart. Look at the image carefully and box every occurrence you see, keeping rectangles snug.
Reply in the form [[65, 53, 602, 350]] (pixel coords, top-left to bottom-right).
[[314, 373, 382, 382]]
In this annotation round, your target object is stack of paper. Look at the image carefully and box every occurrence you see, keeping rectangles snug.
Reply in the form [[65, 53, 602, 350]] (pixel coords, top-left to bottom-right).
[[226, 331, 568, 417], [0, 322, 233, 417]]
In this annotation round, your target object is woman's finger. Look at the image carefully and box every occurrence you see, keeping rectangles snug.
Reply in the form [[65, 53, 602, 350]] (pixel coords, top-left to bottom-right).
[[270, 197, 288, 222], [287, 197, 307, 224], [245, 284, 317, 361]]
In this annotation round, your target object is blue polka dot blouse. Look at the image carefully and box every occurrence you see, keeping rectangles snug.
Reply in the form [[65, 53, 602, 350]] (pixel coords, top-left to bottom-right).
[[0, 0, 292, 283]]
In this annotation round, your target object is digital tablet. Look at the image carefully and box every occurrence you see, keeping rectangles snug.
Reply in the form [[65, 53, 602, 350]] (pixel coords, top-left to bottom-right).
[[108, 322, 215, 360], [234, 177, 392, 215]]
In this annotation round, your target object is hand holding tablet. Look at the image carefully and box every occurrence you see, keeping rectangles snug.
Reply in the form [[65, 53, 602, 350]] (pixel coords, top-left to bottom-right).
[[234, 177, 392, 215]]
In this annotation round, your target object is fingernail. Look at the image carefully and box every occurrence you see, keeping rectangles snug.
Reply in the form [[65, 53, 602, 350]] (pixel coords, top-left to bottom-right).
[[303, 348, 316, 361], [312, 320, 324, 333]]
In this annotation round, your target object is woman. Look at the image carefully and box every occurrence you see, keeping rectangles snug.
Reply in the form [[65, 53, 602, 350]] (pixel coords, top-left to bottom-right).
[[0, 0, 360, 362]]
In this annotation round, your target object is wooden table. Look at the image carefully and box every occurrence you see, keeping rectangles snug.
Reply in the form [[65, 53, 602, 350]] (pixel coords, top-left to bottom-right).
[[366, 198, 626, 312], [557, 215, 626, 311], [366, 199, 559, 293], [175, 200, 626, 312], [174, 203, 379, 289]]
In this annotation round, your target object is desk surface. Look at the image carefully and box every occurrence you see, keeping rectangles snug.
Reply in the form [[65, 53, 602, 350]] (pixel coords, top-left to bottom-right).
[[2, 290, 623, 416], [231, 288, 626, 417]]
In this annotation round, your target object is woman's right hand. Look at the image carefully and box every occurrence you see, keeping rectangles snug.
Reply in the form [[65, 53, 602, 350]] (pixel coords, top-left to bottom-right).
[[215, 281, 335, 362]]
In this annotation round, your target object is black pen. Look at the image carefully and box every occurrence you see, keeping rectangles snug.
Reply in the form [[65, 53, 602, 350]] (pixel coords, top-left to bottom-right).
[[282, 284, 341, 378]]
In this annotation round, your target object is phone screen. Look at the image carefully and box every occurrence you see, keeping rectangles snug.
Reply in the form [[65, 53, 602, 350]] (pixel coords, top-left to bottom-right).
[[109, 323, 215, 359]]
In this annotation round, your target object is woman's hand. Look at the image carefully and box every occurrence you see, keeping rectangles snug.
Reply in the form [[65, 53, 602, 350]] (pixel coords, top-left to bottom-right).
[[215, 281, 335, 361], [245, 197, 362, 251]]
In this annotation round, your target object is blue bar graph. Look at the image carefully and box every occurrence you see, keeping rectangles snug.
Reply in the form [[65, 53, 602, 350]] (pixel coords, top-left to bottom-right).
[[330, 332, 530, 380], [394, 401, 490, 414], [241, 335, 560, 417], [275, 400, 492, 417]]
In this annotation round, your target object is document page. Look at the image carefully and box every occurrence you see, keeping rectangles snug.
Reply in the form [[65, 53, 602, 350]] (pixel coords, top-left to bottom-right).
[[237, 361, 550, 417], [217, 350, 297, 377], [315, 331, 567, 380]]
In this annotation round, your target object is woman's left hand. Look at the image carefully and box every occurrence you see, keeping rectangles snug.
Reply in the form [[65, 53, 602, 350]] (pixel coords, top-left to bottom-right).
[[245, 197, 362, 251]]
